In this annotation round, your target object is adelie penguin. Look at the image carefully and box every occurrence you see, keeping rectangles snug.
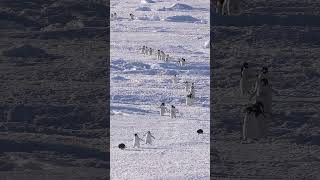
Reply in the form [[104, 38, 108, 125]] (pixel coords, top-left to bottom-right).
[[133, 133, 144, 148], [186, 93, 193, 106], [159, 102, 168, 116], [170, 105, 178, 118]]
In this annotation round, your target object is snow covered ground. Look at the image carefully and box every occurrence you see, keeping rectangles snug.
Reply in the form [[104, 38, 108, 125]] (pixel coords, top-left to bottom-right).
[[110, 0, 210, 179]]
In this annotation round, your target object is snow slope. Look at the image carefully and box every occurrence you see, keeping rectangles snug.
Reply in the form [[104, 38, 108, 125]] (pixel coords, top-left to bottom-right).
[[111, 0, 210, 179]]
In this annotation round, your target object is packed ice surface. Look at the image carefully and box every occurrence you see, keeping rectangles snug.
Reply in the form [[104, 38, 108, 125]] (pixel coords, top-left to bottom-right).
[[110, 0, 210, 179]]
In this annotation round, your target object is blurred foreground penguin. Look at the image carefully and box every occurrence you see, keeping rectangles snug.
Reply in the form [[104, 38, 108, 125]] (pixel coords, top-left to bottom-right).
[[242, 102, 265, 141], [133, 134, 144, 148], [145, 131, 155, 145]]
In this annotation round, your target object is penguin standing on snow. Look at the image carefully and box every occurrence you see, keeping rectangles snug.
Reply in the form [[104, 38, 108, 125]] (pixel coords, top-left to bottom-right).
[[254, 67, 269, 92], [189, 83, 195, 99], [133, 134, 144, 148], [145, 131, 155, 145], [186, 93, 193, 106], [254, 78, 272, 130], [129, 13, 135, 20], [149, 47, 153, 56], [240, 62, 250, 96], [141, 45, 146, 54], [159, 102, 168, 116], [161, 51, 165, 61], [157, 50, 161, 60], [170, 105, 178, 118], [172, 74, 177, 84], [165, 54, 169, 61]]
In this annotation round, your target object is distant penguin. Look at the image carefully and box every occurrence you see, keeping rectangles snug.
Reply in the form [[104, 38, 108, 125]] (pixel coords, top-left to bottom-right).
[[129, 13, 135, 20], [165, 54, 169, 61], [145, 131, 155, 145], [172, 74, 177, 84], [240, 62, 250, 96], [157, 50, 161, 60], [170, 105, 178, 118], [186, 93, 193, 105], [149, 47, 153, 56], [118, 143, 126, 150], [189, 84, 195, 98], [254, 66, 269, 91], [256, 78, 272, 117], [133, 134, 143, 148], [161, 51, 165, 61], [197, 129, 203, 134], [141, 45, 146, 54], [159, 102, 167, 116]]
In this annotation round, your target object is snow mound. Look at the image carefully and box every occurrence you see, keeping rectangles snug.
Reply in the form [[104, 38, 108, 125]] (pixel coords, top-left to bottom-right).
[[165, 15, 200, 23], [135, 6, 152, 11], [203, 40, 210, 48], [141, 0, 155, 4], [158, 3, 194, 11], [137, 15, 160, 21], [112, 76, 129, 81]]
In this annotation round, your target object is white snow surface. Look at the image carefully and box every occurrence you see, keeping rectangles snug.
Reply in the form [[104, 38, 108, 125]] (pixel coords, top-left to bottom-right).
[[111, 0, 210, 179]]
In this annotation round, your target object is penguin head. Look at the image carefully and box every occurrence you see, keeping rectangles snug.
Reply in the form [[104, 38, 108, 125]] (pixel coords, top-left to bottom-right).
[[134, 133, 138, 136], [262, 67, 268, 74], [171, 105, 175, 108], [161, 102, 165, 106]]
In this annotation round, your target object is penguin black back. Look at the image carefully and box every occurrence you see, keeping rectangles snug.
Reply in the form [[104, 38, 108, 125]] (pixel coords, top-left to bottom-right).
[[118, 143, 126, 150], [197, 129, 203, 134]]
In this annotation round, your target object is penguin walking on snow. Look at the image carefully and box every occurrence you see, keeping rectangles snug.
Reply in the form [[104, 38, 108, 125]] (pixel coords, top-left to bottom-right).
[[159, 102, 168, 116], [170, 105, 178, 118], [145, 131, 155, 145], [240, 62, 250, 96], [133, 134, 144, 148], [129, 13, 135, 20], [189, 83, 195, 99]]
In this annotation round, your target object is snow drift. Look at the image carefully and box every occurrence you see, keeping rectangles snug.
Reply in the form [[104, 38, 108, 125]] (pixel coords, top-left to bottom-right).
[[141, 0, 155, 4], [135, 6, 152, 11], [158, 3, 194, 11], [165, 15, 201, 23]]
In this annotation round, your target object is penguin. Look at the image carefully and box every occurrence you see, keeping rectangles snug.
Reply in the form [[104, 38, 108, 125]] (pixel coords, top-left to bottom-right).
[[145, 131, 155, 145], [149, 47, 153, 56], [197, 129, 203, 134], [172, 74, 177, 84], [133, 134, 144, 148], [159, 102, 167, 116], [118, 143, 126, 150], [240, 62, 250, 96], [186, 93, 193, 106], [161, 51, 165, 61], [189, 83, 195, 99], [242, 103, 265, 141], [165, 54, 169, 61], [157, 50, 161, 60], [129, 13, 135, 20], [170, 105, 178, 118], [141, 45, 146, 54], [254, 66, 269, 92], [256, 78, 272, 124]]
